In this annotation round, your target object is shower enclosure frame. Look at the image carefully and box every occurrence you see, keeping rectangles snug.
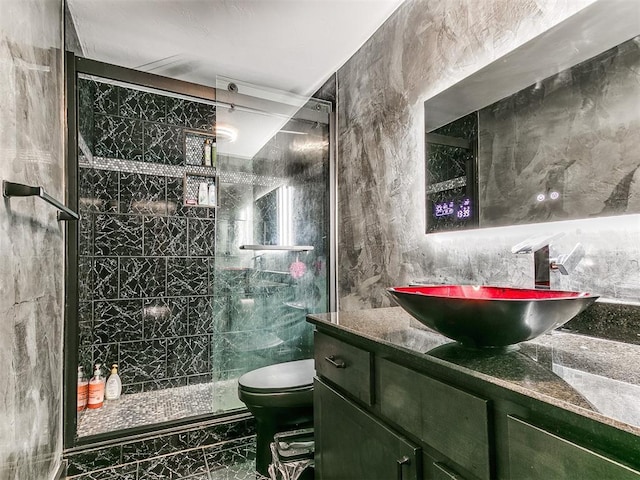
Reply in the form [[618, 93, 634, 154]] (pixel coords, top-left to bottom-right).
[[63, 52, 337, 449]]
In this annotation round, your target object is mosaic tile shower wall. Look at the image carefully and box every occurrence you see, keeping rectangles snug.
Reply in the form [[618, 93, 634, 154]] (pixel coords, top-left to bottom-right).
[[76, 77, 219, 401]]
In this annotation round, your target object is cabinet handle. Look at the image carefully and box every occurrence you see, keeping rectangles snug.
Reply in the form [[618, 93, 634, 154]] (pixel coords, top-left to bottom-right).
[[324, 355, 346, 368], [396, 456, 410, 480]]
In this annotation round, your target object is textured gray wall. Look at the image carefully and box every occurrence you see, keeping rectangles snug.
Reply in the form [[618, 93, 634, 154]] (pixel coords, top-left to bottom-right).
[[0, 0, 64, 478], [336, 0, 640, 309]]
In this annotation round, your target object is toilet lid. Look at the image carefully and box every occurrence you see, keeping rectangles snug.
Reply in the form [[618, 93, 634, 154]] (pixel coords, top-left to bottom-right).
[[238, 359, 315, 393]]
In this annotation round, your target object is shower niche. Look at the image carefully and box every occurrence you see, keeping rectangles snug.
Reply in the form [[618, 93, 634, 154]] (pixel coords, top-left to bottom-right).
[[66, 60, 331, 445]]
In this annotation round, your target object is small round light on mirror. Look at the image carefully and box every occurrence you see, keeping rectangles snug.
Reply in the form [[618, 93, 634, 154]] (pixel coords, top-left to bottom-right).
[[550, 191, 560, 200], [536, 193, 546, 202]]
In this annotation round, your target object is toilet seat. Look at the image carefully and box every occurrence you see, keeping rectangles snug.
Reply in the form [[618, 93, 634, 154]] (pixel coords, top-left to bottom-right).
[[238, 359, 315, 394], [237, 359, 315, 476]]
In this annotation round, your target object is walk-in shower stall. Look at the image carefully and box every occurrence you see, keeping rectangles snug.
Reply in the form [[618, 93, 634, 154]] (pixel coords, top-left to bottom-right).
[[63, 57, 332, 446]]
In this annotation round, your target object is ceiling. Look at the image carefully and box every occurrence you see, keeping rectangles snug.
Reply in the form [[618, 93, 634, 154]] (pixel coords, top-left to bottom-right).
[[67, 0, 405, 97]]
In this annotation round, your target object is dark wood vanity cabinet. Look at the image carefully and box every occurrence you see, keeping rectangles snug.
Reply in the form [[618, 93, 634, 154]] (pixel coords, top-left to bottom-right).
[[312, 328, 640, 480], [315, 379, 421, 480], [506, 416, 640, 479]]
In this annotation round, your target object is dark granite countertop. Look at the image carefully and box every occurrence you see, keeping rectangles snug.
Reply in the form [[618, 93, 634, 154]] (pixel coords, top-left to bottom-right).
[[307, 307, 640, 437]]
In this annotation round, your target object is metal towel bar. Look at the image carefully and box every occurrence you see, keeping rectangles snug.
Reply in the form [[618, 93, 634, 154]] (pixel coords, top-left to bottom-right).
[[3, 180, 79, 221]]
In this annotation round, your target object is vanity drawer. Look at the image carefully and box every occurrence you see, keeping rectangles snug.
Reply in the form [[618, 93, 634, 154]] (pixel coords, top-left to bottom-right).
[[314, 331, 373, 405], [378, 358, 491, 480], [507, 415, 640, 479]]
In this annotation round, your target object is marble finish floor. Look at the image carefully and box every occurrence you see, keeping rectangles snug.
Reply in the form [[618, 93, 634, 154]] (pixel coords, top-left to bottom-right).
[[66, 437, 268, 480], [78, 379, 244, 437]]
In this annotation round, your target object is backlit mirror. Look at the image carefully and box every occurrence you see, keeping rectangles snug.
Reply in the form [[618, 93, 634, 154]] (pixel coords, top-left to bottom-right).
[[424, 1, 640, 233]]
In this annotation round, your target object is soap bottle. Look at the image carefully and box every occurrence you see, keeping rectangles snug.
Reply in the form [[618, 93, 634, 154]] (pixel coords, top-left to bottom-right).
[[208, 181, 216, 207], [203, 139, 212, 167], [211, 140, 217, 168], [77, 366, 88, 411], [105, 364, 122, 400], [88, 364, 105, 409], [198, 182, 208, 205]]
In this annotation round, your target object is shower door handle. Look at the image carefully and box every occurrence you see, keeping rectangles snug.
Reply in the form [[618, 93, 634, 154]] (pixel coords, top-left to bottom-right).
[[324, 355, 346, 369]]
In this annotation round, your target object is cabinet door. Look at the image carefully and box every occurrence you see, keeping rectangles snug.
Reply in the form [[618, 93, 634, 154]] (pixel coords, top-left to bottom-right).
[[507, 415, 640, 479], [315, 379, 421, 480], [378, 358, 490, 480]]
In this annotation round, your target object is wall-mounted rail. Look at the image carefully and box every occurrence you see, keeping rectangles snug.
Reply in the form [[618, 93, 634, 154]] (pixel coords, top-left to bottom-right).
[[3, 180, 79, 221], [239, 245, 314, 252]]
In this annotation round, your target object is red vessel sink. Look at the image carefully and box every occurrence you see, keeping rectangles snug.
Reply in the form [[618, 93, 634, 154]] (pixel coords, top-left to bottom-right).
[[387, 285, 598, 348]]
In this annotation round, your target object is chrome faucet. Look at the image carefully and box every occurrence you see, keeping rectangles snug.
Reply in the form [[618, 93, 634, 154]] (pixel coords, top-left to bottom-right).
[[512, 233, 584, 289]]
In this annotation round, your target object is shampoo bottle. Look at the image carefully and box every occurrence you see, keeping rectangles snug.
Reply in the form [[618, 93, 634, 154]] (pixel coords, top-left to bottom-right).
[[105, 364, 122, 400], [203, 139, 212, 167], [88, 364, 105, 409], [198, 182, 208, 205], [77, 366, 88, 411], [208, 182, 216, 207]]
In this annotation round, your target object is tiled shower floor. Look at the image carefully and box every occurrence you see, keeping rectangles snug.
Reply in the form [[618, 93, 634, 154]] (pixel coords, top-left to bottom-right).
[[78, 379, 245, 437]]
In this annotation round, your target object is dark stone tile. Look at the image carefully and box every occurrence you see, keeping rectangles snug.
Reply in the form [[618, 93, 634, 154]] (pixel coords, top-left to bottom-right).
[[188, 296, 214, 335], [92, 343, 119, 374], [204, 441, 254, 473], [69, 463, 137, 480], [141, 376, 188, 392], [167, 336, 210, 377], [78, 346, 93, 374], [120, 257, 166, 299], [94, 168, 120, 213], [165, 447, 208, 479], [79, 167, 119, 213], [78, 302, 93, 322], [94, 114, 143, 161], [167, 258, 208, 296], [78, 302, 93, 347], [144, 122, 184, 165], [119, 87, 166, 122], [77, 79, 95, 153], [78, 212, 93, 256], [122, 382, 144, 395], [78, 168, 96, 215], [119, 172, 167, 215], [187, 420, 255, 448], [94, 214, 143, 256], [188, 218, 216, 256], [187, 373, 213, 386], [119, 339, 166, 384], [93, 299, 143, 343], [121, 433, 184, 463], [143, 297, 188, 339], [136, 454, 171, 480], [78, 256, 92, 302], [143, 216, 188, 257], [92, 257, 118, 300], [166, 98, 214, 130], [93, 81, 119, 116], [66, 445, 122, 475]]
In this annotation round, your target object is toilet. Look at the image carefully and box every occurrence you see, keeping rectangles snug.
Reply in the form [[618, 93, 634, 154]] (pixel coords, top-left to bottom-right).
[[238, 359, 315, 476]]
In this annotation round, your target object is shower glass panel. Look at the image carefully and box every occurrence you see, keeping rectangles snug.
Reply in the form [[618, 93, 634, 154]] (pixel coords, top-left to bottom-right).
[[73, 71, 330, 440], [212, 77, 331, 389]]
